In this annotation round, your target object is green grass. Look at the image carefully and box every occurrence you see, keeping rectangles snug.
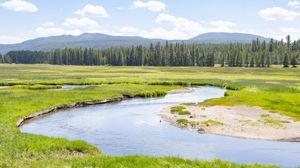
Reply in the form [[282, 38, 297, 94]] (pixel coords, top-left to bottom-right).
[[171, 106, 191, 115], [1, 64, 298, 167], [176, 119, 189, 126], [200, 88, 300, 120], [260, 119, 289, 128], [10, 84, 62, 90], [201, 120, 224, 126]]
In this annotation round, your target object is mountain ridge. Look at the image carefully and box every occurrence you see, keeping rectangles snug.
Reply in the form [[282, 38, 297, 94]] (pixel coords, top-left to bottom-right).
[[0, 32, 271, 54]]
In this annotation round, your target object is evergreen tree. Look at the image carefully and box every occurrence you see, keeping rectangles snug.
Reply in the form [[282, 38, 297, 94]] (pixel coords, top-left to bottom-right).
[[283, 53, 289, 68], [250, 56, 255, 67], [291, 55, 298, 68], [266, 54, 271, 68], [286, 35, 291, 51], [244, 54, 249, 67]]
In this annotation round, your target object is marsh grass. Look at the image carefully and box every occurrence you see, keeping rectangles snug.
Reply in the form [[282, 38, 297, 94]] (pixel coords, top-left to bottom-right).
[[201, 120, 224, 126], [11, 85, 62, 90], [0, 64, 297, 167], [260, 119, 289, 128], [171, 106, 192, 115], [176, 119, 189, 126]]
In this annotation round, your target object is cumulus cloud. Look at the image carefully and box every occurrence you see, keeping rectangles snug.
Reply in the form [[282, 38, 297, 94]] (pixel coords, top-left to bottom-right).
[[133, 0, 166, 12], [0, 35, 29, 44], [63, 17, 99, 28], [41, 21, 55, 27], [156, 13, 205, 36], [118, 27, 140, 34], [75, 4, 108, 18], [34, 22, 80, 37], [1, 0, 38, 12], [149, 13, 237, 39], [288, 0, 300, 8], [140, 27, 191, 39], [209, 20, 236, 27], [259, 7, 299, 21]]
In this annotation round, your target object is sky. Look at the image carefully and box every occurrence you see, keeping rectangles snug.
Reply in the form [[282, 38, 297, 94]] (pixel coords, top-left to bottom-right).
[[0, 0, 300, 44]]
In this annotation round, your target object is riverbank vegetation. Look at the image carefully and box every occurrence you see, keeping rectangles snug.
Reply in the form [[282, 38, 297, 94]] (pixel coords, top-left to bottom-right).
[[1, 64, 298, 167]]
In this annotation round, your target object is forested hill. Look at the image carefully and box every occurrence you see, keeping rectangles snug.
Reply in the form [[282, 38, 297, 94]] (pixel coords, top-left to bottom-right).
[[0, 33, 164, 54], [1, 38, 299, 68], [189, 33, 270, 43], [0, 32, 270, 54]]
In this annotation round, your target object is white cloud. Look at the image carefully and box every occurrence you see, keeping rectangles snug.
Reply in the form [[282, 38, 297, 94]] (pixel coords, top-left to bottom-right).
[[209, 20, 236, 27], [41, 21, 55, 27], [118, 27, 140, 34], [0, 35, 29, 44], [264, 27, 300, 41], [280, 27, 300, 40], [141, 27, 191, 39], [288, 0, 300, 8], [35, 27, 82, 37], [133, 0, 166, 12], [75, 4, 108, 18], [156, 13, 205, 36], [151, 13, 237, 39], [259, 7, 299, 21], [1, 0, 38, 13], [0, 12, 238, 43], [63, 17, 99, 29]]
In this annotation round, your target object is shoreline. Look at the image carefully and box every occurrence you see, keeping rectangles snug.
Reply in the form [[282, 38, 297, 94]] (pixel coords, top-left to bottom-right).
[[167, 88, 193, 94], [17, 97, 124, 127], [161, 105, 300, 142], [17, 87, 189, 127]]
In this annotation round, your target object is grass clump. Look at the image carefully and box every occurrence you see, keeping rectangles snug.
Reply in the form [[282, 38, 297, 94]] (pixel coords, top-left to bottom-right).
[[201, 120, 224, 126], [261, 119, 286, 128], [239, 120, 258, 126], [170, 106, 191, 115], [261, 114, 270, 118], [176, 119, 189, 126], [11, 85, 62, 90]]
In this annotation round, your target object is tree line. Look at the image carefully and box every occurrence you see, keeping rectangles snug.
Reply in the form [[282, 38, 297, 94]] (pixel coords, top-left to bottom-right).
[[1, 35, 299, 67]]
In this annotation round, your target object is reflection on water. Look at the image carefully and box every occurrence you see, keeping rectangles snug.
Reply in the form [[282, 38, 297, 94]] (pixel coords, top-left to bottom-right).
[[20, 87, 300, 167]]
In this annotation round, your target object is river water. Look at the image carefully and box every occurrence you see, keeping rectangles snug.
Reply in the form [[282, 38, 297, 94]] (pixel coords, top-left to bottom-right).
[[20, 87, 300, 167]]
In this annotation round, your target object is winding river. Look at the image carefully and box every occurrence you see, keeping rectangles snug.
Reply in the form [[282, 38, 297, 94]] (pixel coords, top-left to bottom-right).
[[20, 87, 300, 167]]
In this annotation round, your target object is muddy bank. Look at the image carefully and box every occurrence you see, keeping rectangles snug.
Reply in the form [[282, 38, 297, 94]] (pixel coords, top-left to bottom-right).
[[17, 97, 124, 127], [162, 105, 300, 141]]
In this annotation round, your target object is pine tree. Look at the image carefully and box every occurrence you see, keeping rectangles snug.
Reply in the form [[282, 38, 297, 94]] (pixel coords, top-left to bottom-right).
[[266, 54, 271, 68], [283, 53, 289, 68], [291, 55, 298, 68], [221, 55, 225, 67], [250, 56, 255, 67], [286, 35, 291, 51], [244, 54, 249, 67]]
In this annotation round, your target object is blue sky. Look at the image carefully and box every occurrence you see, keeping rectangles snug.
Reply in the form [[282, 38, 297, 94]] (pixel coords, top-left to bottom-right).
[[0, 0, 300, 44]]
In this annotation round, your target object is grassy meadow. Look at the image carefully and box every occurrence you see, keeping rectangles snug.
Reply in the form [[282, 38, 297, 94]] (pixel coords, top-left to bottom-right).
[[1, 64, 299, 167]]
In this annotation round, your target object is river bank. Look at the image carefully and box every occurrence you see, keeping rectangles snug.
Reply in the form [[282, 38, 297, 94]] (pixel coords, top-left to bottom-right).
[[162, 105, 300, 141], [16, 97, 124, 127], [17, 87, 188, 127]]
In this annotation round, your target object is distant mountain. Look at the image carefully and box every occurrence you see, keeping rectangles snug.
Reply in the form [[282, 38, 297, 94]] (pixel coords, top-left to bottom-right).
[[0, 33, 164, 54], [188, 32, 271, 43], [0, 32, 271, 54]]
